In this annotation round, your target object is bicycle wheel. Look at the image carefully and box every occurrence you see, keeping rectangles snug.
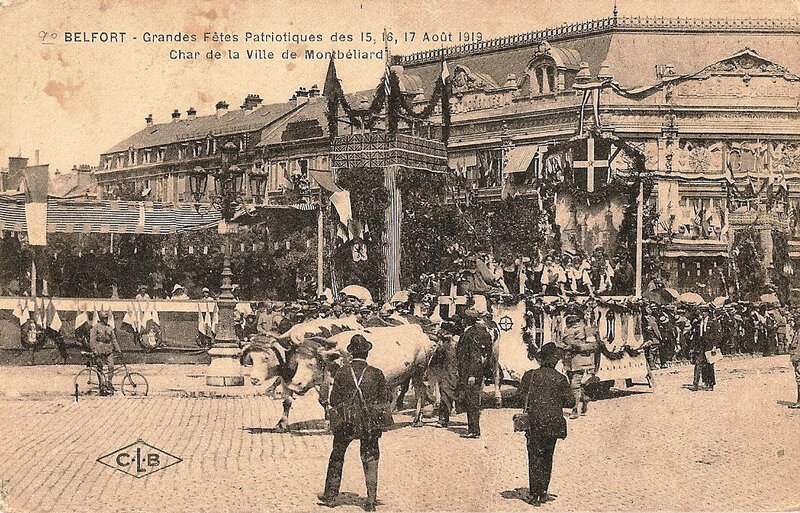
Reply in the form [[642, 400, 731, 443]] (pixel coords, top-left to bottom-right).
[[121, 372, 149, 397], [74, 368, 103, 396]]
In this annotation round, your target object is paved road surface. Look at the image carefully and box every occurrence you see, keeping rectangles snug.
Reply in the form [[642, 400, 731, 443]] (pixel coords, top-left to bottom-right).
[[0, 355, 798, 512]]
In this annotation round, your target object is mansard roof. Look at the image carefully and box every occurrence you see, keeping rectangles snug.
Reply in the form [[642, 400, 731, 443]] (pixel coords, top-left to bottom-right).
[[104, 101, 300, 154], [397, 16, 800, 94]]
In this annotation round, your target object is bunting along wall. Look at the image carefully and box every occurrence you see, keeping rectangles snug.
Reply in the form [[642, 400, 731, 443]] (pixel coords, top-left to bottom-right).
[[0, 194, 222, 235]]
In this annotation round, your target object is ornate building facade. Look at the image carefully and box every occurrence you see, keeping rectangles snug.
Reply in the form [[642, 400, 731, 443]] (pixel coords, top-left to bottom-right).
[[100, 13, 800, 294], [393, 14, 800, 295]]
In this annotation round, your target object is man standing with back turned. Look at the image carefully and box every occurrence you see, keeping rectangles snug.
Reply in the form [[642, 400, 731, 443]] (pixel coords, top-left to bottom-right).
[[517, 342, 575, 505], [318, 334, 393, 512]]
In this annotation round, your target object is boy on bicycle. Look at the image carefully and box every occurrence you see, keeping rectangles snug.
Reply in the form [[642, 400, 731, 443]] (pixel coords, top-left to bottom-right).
[[90, 310, 121, 395]]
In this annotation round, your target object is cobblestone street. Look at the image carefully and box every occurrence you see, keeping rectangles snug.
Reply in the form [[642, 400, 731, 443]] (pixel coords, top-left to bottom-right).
[[0, 355, 798, 512]]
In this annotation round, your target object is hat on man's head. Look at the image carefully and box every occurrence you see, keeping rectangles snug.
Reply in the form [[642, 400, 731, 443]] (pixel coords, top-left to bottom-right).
[[202, 287, 210, 293], [536, 342, 559, 363], [463, 308, 481, 319], [347, 334, 373, 354], [172, 284, 185, 293]]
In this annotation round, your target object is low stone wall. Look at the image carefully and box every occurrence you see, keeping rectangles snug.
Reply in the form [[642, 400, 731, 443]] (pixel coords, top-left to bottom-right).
[[0, 297, 219, 365]]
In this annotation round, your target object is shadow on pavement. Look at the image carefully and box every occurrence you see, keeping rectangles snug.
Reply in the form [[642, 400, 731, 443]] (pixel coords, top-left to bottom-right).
[[500, 488, 534, 504], [317, 492, 376, 510], [242, 419, 328, 436]]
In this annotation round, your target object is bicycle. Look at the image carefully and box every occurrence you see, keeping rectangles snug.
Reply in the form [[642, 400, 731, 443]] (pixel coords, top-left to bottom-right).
[[73, 351, 149, 397]]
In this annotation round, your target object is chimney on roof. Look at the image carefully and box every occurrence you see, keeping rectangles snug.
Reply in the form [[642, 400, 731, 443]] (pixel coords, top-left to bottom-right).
[[241, 94, 263, 110], [187, 107, 197, 121], [215, 100, 229, 118], [575, 62, 592, 85], [308, 84, 320, 98], [145, 114, 153, 127], [597, 61, 613, 81], [295, 86, 309, 106], [171, 109, 181, 122]]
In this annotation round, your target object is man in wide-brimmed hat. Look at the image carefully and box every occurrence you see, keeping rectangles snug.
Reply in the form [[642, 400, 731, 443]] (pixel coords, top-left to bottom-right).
[[319, 334, 392, 511], [516, 342, 575, 505]]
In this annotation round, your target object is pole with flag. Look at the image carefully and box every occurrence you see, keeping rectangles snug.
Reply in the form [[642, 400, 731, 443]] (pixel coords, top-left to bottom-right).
[[440, 57, 451, 144], [635, 180, 644, 298], [383, 28, 397, 134]]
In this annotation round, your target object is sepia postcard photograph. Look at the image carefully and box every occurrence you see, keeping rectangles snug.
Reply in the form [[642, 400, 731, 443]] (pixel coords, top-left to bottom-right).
[[0, 0, 799, 511]]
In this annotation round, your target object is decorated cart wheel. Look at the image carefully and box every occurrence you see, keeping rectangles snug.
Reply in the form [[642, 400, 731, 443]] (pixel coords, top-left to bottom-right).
[[74, 368, 103, 396], [20, 321, 47, 350], [239, 345, 254, 366], [121, 372, 149, 396]]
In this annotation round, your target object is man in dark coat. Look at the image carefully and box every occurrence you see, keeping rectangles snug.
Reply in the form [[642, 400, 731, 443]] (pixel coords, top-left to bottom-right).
[[516, 342, 576, 504], [456, 310, 493, 438], [319, 334, 393, 512], [690, 305, 720, 391]]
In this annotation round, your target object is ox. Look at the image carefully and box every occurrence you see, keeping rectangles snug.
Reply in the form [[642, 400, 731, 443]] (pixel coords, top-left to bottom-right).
[[246, 315, 364, 431], [287, 324, 439, 427]]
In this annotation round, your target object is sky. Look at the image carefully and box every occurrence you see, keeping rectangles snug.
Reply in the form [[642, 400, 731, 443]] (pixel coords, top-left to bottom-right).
[[1, 0, 799, 174]]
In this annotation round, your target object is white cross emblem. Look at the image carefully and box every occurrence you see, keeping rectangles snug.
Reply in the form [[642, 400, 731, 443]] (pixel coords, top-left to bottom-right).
[[572, 136, 609, 193], [438, 284, 468, 319]]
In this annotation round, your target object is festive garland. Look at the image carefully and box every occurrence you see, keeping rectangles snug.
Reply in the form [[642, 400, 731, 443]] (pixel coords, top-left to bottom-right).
[[731, 228, 766, 302], [326, 60, 451, 142], [331, 168, 389, 298]]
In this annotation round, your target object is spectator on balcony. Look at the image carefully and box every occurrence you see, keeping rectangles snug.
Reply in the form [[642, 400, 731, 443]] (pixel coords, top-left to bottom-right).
[[170, 284, 190, 300], [135, 285, 151, 301]]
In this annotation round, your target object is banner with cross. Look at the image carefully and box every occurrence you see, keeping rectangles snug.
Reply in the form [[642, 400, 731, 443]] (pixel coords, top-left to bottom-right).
[[437, 283, 468, 320], [572, 135, 612, 193]]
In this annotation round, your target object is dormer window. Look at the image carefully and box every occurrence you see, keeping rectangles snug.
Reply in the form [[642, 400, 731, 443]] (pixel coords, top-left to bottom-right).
[[157, 147, 166, 162], [143, 150, 152, 164], [533, 66, 556, 95], [192, 143, 201, 158], [104, 158, 112, 170], [525, 41, 581, 97]]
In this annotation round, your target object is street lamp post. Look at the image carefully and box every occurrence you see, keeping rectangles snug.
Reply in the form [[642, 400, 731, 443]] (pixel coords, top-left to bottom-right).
[[189, 141, 247, 386]]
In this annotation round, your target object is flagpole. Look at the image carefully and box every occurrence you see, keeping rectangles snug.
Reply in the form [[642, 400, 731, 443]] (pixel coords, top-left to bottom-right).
[[31, 248, 37, 297], [635, 180, 644, 298], [316, 202, 324, 296]]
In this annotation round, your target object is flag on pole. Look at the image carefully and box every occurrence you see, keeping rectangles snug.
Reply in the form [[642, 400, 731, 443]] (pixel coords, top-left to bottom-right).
[[75, 303, 90, 330], [12, 299, 31, 325], [21, 164, 49, 245], [441, 59, 450, 83], [197, 303, 207, 336], [45, 298, 62, 332], [210, 303, 219, 334], [383, 28, 391, 99]]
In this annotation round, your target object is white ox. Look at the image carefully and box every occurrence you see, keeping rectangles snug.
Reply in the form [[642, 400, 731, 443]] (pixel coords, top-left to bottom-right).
[[277, 315, 364, 347], [287, 324, 438, 427], [248, 315, 364, 431]]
